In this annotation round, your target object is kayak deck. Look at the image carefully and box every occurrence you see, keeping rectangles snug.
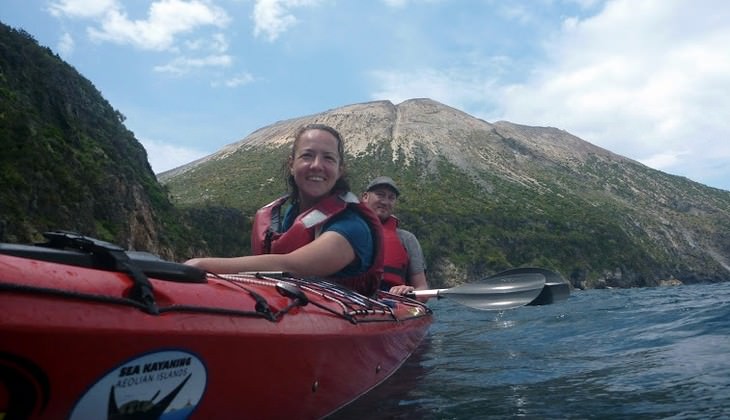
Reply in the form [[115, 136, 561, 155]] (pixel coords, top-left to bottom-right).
[[0, 232, 432, 419]]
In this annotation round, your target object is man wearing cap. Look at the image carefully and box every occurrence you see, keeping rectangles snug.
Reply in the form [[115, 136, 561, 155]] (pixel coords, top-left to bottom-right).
[[362, 176, 429, 300]]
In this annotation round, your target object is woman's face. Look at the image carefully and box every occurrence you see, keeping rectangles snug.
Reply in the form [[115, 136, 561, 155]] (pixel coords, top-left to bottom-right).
[[289, 128, 343, 208]]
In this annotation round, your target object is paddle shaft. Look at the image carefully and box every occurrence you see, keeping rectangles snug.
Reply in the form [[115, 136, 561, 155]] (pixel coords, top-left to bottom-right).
[[410, 289, 448, 299]]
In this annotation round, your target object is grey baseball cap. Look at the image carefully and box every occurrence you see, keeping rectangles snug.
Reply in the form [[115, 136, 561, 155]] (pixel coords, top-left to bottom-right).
[[365, 176, 400, 196]]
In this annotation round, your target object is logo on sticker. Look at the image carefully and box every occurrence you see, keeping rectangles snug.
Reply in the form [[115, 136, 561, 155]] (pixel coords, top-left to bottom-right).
[[70, 350, 206, 419]]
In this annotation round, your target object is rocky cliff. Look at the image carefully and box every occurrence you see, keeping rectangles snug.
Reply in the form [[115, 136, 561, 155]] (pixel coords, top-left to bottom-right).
[[0, 22, 216, 258]]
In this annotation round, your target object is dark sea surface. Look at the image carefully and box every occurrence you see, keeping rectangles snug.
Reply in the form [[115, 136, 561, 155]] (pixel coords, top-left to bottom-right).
[[331, 282, 730, 419]]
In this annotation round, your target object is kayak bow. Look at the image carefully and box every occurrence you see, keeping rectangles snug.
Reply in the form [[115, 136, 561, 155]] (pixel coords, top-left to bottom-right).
[[0, 231, 432, 419]]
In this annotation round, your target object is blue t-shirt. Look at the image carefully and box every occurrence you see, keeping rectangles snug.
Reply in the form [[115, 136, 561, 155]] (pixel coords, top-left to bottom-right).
[[282, 204, 374, 277]]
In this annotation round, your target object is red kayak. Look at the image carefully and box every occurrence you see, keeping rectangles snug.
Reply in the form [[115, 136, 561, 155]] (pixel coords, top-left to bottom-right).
[[0, 231, 432, 419]]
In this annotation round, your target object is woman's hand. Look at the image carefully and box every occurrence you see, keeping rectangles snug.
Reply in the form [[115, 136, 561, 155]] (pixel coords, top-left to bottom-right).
[[388, 285, 415, 296]]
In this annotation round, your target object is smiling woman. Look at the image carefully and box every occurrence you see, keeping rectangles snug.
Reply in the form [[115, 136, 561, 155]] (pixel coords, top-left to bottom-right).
[[185, 124, 385, 296], [287, 124, 348, 210]]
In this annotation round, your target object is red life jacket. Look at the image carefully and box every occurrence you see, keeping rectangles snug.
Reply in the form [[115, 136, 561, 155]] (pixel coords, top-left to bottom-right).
[[381, 216, 409, 289], [251, 192, 383, 296]]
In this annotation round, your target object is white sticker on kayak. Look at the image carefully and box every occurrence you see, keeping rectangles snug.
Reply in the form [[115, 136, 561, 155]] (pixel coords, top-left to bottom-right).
[[70, 350, 207, 419]]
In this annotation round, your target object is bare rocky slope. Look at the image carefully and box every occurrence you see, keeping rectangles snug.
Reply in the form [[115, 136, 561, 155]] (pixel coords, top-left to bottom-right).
[[161, 99, 730, 289]]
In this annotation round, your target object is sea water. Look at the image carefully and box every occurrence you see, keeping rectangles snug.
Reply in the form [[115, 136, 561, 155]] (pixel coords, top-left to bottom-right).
[[332, 281, 730, 419]]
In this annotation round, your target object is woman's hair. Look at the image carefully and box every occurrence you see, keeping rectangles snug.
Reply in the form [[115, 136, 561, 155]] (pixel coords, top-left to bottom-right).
[[284, 123, 350, 201]]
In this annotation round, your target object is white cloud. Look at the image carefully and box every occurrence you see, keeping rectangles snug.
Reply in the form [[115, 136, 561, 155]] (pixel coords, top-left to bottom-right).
[[381, 0, 409, 8], [49, 0, 230, 51], [497, 4, 534, 24], [48, 0, 119, 19], [210, 33, 229, 54], [57, 32, 75, 57], [154, 54, 233, 75], [211, 72, 256, 88], [493, 0, 730, 183], [47, 1, 250, 91], [565, 0, 602, 9], [139, 138, 209, 174], [88, 0, 230, 50], [184, 33, 228, 52], [252, 0, 321, 42], [370, 67, 498, 112], [639, 150, 688, 170], [369, 55, 512, 115]]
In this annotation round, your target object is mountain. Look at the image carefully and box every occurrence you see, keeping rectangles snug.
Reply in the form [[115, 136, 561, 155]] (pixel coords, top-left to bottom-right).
[[160, 99, 730, 289]]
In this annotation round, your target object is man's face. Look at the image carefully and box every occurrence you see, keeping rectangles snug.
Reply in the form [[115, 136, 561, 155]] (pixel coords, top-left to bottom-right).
[[362, 186, 398, 222]]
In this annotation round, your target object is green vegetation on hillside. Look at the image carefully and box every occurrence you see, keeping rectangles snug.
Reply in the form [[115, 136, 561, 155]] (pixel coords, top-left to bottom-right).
[[162, 137, 721, 289], [0, 22, 246, 259], [1, 23, 160, 242]]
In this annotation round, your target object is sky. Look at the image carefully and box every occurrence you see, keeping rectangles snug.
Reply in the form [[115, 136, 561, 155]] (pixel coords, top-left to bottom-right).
[[2, 0, 729, 191]]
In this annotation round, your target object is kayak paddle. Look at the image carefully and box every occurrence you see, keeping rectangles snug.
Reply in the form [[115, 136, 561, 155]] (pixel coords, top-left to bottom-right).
[[506, 267, 571, 306], [408, 267, 550, 310]]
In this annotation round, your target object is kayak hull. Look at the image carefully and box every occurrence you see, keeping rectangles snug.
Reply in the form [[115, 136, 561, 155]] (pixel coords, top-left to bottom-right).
[[0, 239, 432, 419]]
